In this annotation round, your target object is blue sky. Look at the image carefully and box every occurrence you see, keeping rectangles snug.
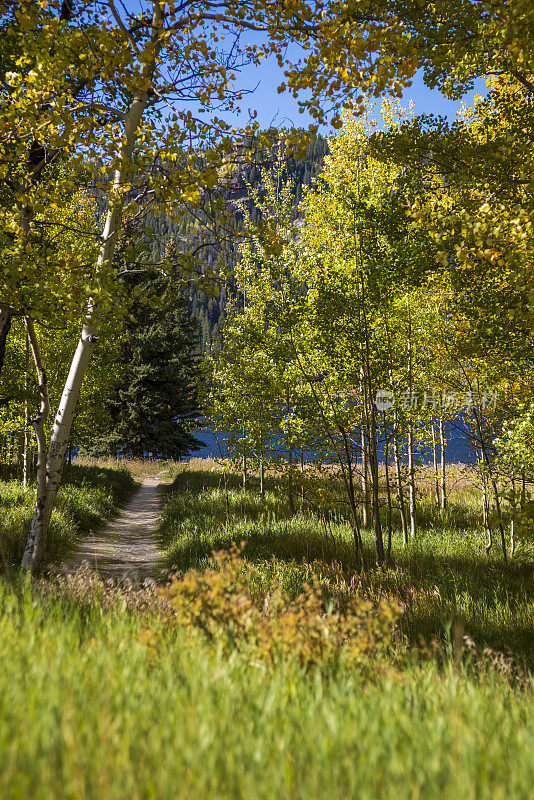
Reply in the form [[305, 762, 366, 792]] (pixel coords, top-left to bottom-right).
[[229, 48, 488, 133], [119, 2, 487, 134]]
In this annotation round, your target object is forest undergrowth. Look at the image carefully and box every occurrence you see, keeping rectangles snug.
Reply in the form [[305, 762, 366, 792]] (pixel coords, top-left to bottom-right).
[[157, 463, 534, 671], [0, 463, 135, 572], [0, 460, 532, 799]]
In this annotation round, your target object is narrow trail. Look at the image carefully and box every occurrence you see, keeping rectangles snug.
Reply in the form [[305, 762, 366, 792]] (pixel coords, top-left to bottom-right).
[[63, 477, 162, 583]]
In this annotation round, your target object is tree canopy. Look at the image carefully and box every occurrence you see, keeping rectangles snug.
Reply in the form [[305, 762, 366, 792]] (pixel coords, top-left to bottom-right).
[[1, 0, 533, 570]]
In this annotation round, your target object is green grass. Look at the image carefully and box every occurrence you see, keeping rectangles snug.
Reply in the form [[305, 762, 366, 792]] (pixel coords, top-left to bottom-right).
[[0, 579, 532, 800], [157, 468, 534, 668], [0, 462, 532, 798], [0, 464, 136, 572]]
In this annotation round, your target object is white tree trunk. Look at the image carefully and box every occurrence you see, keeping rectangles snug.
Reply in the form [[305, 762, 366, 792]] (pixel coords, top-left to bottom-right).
[[21, 317, 50, 569], [480, 449, 492, 555], [408, 422, 416, 539], [361, 425, 370, 527], [393, 420, 408, 547], [23, 330, 30, 488], [439, 417, 447, 510], [431, 422, 439, 505], [21, 4, 162, 572], [406, 296, 416, 539], [383, 411, 393, 558]]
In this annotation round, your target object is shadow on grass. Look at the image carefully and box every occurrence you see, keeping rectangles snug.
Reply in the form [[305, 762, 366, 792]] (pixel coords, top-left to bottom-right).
[[170, 468, 487, 532], [361, 547, 534, 669], [159, 469, 534, 668], [164, 468, 246, 496], [159, 518, 360, 573], [0, 464, 136, 576]]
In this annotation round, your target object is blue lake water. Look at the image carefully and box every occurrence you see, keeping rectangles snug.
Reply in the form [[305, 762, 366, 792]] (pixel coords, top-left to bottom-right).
[[187, 417, 476, 465]]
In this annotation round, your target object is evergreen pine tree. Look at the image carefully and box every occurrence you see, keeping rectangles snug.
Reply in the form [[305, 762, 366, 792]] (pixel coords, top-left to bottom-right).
[[92, 274, 202, 459]]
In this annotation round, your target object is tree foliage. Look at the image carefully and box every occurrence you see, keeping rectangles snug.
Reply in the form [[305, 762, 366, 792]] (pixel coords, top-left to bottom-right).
[[90, 273, 202, 460]]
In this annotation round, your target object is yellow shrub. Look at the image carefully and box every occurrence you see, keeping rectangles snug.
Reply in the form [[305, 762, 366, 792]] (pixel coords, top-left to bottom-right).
[[161, 544, 402, 672]]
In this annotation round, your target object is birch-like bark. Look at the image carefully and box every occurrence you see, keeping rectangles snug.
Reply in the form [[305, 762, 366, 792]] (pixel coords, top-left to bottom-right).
[[359, 270, 383, 561], [393, 419, 408, 547], [407, 423, 417, 539], [22, 4, 162, 572], [431, 422, 439, 505], [359, 362, 370, 527], [286, 387, 295, 514], [300, 447, 305, 504], [383, 315, 407, 546], [480, 449, 492, 555], [368, 402, 384, 561], [406, 296, 416, 539], [339, 424, 364, 565], [287, 445, 294, 513], [20, 317, 50, 569], [287, 453, 295, 513], [471, 408, 507, 562], [242, 428, 248, 491], [259, 435, 265, 497], [0, 306, 12, 376], [439, 417, 447, 510], [361, 428, 369, 528], [383, 412, 393, 559], [361, 418, 370, 528]]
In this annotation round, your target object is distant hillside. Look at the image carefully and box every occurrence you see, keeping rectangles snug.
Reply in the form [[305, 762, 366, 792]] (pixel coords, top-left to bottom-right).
[[140, 133, 330, 349]]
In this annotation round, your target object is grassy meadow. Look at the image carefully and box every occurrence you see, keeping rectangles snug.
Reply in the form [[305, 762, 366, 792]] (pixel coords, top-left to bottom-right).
[[0, 578, 533, 800], [0, 458, 532, 799], [0, 462, 135, 572], [157, 463, 534, 669]]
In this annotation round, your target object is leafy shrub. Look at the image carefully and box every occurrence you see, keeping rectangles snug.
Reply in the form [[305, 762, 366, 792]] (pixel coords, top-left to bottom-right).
[[161, 544, 402, 672]]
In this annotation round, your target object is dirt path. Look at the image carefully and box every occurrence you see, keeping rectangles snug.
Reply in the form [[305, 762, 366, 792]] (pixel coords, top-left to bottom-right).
[[63, 477, 162, 583]]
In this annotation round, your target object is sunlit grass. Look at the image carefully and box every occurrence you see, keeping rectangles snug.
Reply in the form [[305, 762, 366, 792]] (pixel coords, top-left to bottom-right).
[[157, 467, 534, 668], [0, 578, 532, 800], [0, 464, 135, 572], [0, 462, 532, 798]]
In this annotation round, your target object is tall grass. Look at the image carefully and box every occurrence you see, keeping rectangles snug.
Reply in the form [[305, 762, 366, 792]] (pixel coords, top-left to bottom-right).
[[0, 464, 135, 572], [0, 579, 532, 800], [73, 455, 181, 479], [157, 467, 534, 667], [0, 463, 532, 798]]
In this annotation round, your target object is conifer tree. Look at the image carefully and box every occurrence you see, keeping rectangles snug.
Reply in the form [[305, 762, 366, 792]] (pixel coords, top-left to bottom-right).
[[91, 274, 202, 460]]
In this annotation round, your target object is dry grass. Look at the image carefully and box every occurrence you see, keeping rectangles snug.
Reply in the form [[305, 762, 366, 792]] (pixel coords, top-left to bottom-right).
[[181, 457, 222, 473], [73, 456, 181, 480]]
